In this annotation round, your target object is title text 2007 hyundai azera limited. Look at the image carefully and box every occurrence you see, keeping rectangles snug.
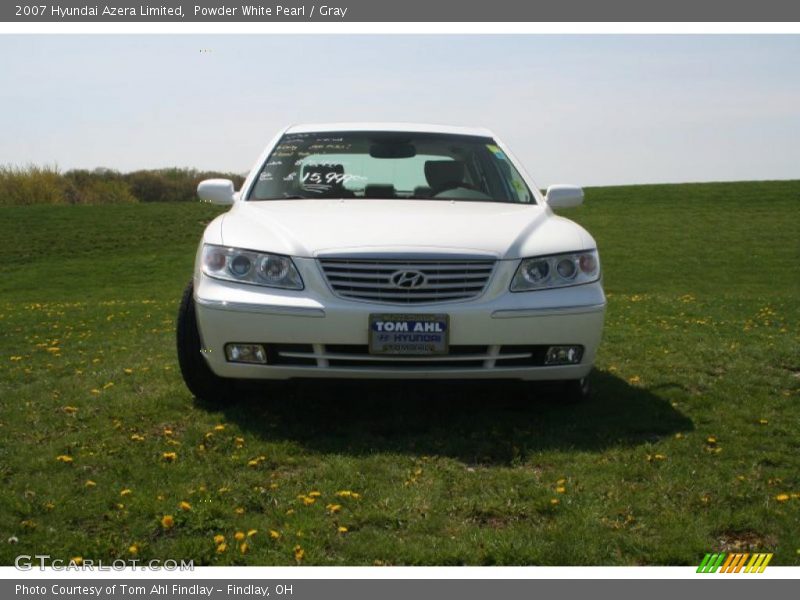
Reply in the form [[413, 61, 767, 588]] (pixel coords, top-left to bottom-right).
[[176, 123, 606, 402]]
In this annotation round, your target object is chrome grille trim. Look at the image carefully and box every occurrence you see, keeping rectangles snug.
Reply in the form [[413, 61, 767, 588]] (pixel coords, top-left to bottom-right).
[[318, 258, 496, 304]]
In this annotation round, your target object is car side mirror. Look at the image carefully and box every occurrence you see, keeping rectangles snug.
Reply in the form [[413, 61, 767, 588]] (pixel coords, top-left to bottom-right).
[[545, 185, 584, 209], [197, 179, 235, 205]]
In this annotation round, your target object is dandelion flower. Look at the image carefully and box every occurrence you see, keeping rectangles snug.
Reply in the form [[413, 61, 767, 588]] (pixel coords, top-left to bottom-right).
[[235, 437, 245, 447], [759, 419, 769, 425], [674, 433, 684, 439], [706, 436, 717, 444], [247, 529, 258, 537], [337, 526, 348, 534], [179, 501, 192, 511], [163, 428, 173, 436], [71, 557, 83, 566], [130, 434, 145, 442], [239, 543, 249, 555], [128, 544, 138, 556], [120, 489, 132, 497], [85, 480, 96, 488], [234, 507, 245, 515], [234, 531, 245, 542], [550, 498, 560, 506], [247, 460, 259, 468], [628, 375, 641, 385], [103, 382, 114, 389], [160, 515, 174, 529], [556, 486, 566, 494], [214, 424, 226, 431], [213, 534, 225, 545], [269, 530, 281, 539], [294, 545, 305, 562], [327, 503, 342, 513], [776, 493, 790, 503], [216, 543, 227, 553], [123, 368, 133, 374], [56, 455, 73, 463], [308, 490, 321, 498], [8, 536, 19, 544], [62, 406, 79, 414], [302, 496, 315, 506], [162, 452, 177, 462]]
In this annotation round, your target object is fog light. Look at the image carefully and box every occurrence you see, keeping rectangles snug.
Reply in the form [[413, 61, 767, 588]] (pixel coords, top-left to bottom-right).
[[545, 345, 583, 365], [225, 343, 267, 364]]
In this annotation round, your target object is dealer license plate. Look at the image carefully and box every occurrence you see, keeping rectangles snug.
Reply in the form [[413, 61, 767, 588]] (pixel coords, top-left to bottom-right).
[[369, 314, 450, 355]]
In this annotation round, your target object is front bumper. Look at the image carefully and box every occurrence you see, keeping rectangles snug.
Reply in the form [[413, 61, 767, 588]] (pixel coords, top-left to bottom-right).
[[193, 261, 606, 381]]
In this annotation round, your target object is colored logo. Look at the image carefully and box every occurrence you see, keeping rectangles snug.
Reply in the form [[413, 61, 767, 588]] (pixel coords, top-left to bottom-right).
[[697, 552, 773, 573]]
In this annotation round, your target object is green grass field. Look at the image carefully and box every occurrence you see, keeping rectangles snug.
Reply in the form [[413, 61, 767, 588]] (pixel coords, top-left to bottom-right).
[[1, 180, 798, 566]]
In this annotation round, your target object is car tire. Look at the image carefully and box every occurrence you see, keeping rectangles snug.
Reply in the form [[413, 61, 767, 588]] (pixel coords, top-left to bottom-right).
[[560, 376, 591, 404], [176, 280, 234, 404]]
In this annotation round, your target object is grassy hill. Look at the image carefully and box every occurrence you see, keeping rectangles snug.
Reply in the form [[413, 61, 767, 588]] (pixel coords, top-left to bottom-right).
[[0, 180, 798, 565]]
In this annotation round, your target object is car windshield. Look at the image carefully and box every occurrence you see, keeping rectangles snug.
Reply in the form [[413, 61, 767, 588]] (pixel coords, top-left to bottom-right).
[[247, 131, 536, 203]]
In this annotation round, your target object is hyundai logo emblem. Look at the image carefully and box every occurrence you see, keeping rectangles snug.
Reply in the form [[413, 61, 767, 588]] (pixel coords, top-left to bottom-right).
[[390, 270, 427, 289]]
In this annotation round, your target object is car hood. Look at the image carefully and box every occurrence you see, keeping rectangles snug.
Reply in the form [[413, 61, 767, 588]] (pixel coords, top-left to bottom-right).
[[219, 200, 590, 260]]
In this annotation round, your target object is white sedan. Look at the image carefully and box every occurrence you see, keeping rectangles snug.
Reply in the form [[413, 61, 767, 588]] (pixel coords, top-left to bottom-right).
[[177, 123, 606, 402]]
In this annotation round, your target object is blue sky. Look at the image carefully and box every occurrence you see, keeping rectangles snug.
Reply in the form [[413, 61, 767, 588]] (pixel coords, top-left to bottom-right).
[[1, 35, 798, 186]]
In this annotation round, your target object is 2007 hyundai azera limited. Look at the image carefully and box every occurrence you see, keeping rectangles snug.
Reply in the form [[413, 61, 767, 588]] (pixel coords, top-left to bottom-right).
[[177, 123, 606, 402]]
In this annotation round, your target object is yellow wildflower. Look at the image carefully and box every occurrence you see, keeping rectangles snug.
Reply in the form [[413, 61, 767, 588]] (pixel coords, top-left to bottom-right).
[[71, 557, 83, 566], [294, 545, 305, 562], [162, 452, 177, 462], [550, 498, 560, 506], [56, 455, 73, 463], [160, 515, 174, 529], [269, 530, 281, 539], [239, 543, 249, 555], [179, 501, 192, 511], [213, 534, 225, 545], [556, 486, 566, 494], [216, 543, 228, 553], [130, 434, 145, 442], [123, 368, 133, 375], [337, 526, 348, 534], [62, 406, 79, 414], [775, 494, 790, 503], [120, 489, 132, 497], [234, 531, 245, 542], [327, 503, 342, 513], [85, 480, 96, 488], [308, 490, 322, 498], [234, 507, 245, 515], [214, 424, 226, 431], [128, 545, 138, 556]]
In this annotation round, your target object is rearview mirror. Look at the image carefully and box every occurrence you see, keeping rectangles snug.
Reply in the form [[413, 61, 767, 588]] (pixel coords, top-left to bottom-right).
[[545, 185, 583, 209], [197, 179, 235, 205]]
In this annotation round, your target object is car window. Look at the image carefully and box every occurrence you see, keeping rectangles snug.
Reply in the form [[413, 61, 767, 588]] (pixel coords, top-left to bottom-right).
[[248, 131, 535, 204]]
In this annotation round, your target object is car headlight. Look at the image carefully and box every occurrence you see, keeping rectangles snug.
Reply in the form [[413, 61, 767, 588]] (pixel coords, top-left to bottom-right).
[[511, 250, 600, 292], [201, 244, 303, 290]]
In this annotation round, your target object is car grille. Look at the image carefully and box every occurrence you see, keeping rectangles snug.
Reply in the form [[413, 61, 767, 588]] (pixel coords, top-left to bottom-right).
[[266, 344, 555, 368], [318, 258, 496, 304]]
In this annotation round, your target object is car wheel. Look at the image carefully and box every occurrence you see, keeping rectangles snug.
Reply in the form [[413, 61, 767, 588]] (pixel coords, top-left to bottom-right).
[[560, 376, 591, 404], [176, 280, 234, 404]]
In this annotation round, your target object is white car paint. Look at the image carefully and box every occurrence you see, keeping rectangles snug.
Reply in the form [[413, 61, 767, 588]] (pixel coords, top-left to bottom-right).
[[192, 123, 605, 381]]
